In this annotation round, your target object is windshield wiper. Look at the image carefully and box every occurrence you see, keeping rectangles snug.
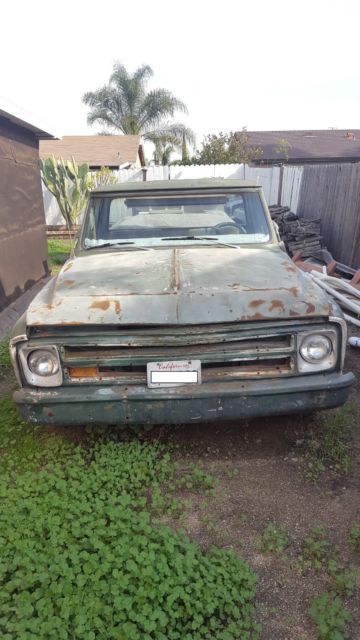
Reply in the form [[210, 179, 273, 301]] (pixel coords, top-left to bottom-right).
[[161, 236, 217, 241], [85, 242, 149, 251], [161, 236, 241, 249]]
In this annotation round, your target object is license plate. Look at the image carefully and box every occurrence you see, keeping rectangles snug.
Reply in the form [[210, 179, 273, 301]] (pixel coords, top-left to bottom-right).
[[147, 360, 202, 388]]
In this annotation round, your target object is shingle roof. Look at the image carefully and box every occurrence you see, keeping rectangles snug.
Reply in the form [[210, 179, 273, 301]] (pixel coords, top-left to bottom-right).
[[0, 99, 58, 139], [40, 135, 140, 167], [242, 129, 360, 162]]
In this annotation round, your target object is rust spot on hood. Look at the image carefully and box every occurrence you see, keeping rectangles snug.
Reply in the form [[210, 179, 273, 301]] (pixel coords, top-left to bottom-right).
[[305, 302, 315, 314], [240, 312, 266, 321], [288, 287, 298, 297], [269, 299, 285, 312], [90, 300, 110, 311], [249, 299, 266, 308]]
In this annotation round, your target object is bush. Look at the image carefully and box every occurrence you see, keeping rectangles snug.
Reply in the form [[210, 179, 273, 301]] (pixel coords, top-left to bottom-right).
[[327, 560, 356, 598], [309, 592, 351, 640], [47, 239, 72, 266], [0, 440, 260, 639], [348, 525, 360, 552], [301, 525, 330, 572], [256, 522, 289, 555], [0, 337, 10, 367], [304, 405, 354, 482]]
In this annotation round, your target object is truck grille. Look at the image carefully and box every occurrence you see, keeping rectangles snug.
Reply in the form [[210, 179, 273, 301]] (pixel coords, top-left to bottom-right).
[[56, 323, 297, 384]]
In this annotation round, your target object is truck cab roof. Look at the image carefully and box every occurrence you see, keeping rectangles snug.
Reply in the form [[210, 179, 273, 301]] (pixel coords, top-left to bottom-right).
[[91, 178, 261, 195]]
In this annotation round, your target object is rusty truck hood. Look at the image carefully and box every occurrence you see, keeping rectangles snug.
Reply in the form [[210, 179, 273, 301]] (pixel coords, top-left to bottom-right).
[[27, 246, 334, 326]]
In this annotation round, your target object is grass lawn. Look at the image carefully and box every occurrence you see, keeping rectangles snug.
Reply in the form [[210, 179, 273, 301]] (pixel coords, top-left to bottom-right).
[[47, 239, 72, 275], [0, 328, 359, 638]]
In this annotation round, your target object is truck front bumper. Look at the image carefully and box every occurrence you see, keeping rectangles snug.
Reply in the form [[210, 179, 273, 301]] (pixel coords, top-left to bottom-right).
[[13, 372, 355, 426]]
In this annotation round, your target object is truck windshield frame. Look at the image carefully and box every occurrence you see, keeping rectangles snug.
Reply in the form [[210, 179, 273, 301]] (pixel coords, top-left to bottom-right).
[[81, 190, 271, 250]]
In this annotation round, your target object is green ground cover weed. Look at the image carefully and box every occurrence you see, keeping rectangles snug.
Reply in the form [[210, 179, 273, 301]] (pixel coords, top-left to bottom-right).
[[0, 426, 260, 639]]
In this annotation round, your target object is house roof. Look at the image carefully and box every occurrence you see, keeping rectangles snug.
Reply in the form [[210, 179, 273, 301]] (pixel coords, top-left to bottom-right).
[[0, 98, 58, 139], [242, 129, 360, 162], [40, 135, 140, 167]]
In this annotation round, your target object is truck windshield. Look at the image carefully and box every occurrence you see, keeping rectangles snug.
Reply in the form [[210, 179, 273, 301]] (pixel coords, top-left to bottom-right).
[[82, 191, 270, 248]]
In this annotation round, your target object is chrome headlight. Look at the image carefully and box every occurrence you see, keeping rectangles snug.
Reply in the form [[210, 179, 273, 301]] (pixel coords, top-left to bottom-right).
[[28, 350, 59, 376], [19, 345, 62, 387], [298, 331, 337, 373]]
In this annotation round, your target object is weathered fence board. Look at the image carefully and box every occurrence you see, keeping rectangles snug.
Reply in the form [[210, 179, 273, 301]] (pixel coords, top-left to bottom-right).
[[43, 163, 303, 225], [281, 165, 303, 214], [42, 161, 360, 268], [297, 164, 360, 268]]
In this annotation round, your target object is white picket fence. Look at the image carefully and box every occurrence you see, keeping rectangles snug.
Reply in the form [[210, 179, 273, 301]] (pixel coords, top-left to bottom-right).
[[43, 163, 303, 225]]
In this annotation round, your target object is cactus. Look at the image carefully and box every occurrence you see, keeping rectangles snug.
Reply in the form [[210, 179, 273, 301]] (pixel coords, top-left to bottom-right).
[[40, 156, 91, 228]]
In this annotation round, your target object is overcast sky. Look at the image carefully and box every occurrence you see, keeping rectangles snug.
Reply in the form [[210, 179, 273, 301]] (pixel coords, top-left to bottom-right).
[[2, 0, 360, 146]]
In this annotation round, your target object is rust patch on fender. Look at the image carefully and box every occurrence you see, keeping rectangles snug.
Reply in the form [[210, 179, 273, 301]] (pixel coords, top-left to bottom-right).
[[269, 300, 285, 312], [62, 279, 75, 286], [90, 300, 110, 311], [249, 299, 266, 308], [114, 300, 121, 314], [289, 309, 300, 316], [281, 261, 297, 273], [305, 302, 316, 314]]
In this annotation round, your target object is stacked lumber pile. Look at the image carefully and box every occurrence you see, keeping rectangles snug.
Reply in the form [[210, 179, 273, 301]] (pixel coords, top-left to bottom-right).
[[269, 205, 322, 255], [269, 207, 360, 326]]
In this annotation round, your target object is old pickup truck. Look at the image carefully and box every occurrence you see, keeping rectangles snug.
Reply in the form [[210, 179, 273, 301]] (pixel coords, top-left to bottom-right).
[[10, 179, 354, 425]]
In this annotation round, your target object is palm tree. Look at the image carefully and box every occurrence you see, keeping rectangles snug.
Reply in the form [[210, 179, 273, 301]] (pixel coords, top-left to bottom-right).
[[146, 125, 196, 165], [82, 63, 194, 164]]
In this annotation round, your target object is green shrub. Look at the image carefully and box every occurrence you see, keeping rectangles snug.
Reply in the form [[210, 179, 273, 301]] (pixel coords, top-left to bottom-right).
[[304, 405, 354, 482], [175, 463, 216, 492], [0, 337, 10, 367], [47, 239, 72, 266], [256, 522, 289, 555], [349, 525, 360, 552], [309, 592, 351, 640], [327, 560, 356, 598], [301, 525, 330, 572], [0, 440, 260, 639], [0, 395, 74, 475]]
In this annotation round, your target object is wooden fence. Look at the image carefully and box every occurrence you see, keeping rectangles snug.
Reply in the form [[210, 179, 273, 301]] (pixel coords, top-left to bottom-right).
[[297, 164, 360, 268], [43, 164, 303, 225], [42, 161, 360, 269]]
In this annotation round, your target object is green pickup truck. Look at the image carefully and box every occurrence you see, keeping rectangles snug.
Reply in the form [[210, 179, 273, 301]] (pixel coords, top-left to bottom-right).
[[10, 179, 354, 425]]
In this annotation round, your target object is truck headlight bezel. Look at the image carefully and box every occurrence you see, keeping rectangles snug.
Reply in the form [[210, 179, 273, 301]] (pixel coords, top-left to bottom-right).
[[297, 330, 337, 373], [19, 345, 63, 387]]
